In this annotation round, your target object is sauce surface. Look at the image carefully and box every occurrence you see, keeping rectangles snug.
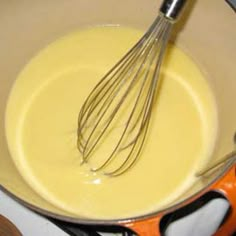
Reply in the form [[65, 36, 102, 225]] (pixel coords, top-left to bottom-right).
[[5, 26, 217, 219]]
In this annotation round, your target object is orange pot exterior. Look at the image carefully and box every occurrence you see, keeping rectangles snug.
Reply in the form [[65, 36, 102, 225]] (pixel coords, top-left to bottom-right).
[[124, 216, 162, 236], [213, 165, 236, 236], [122, 165, 236, 236]]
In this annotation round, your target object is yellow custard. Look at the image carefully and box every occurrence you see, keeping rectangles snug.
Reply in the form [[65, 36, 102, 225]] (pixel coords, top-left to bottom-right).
[[5, 26, 217, 219]]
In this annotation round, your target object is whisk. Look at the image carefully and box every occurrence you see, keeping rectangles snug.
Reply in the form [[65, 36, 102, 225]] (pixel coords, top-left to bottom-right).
[[77, 0, 187, 176]]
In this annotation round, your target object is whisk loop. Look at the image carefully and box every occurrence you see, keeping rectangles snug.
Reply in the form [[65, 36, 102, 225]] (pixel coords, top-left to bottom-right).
[[77, 0, 187, 176]]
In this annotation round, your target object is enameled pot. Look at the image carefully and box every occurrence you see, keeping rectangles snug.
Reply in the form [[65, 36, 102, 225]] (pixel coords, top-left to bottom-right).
[[0, 0, 235, 235]]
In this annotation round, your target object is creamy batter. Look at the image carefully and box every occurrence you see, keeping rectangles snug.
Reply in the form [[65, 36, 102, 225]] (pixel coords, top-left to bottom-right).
[[5, 26, 217, 219]]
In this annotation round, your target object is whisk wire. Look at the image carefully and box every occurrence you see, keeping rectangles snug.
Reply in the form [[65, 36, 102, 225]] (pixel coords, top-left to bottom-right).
[[78, 16, 163, 138], [81, 19, 166, 162], [91, 35, 163, 172], [105, 22, 173, 176], [78, 16, 165, 158], [77, 14, 174, 176]]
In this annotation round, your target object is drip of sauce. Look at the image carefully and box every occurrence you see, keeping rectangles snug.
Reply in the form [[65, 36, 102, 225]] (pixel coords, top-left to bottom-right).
[[5, 26, 217, 219]]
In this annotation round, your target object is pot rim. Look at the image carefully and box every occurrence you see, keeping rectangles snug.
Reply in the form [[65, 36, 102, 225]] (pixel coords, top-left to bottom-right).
[[0, 158, 235, 226]]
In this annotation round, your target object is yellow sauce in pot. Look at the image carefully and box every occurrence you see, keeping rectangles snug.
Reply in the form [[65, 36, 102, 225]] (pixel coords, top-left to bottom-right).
[[5, 26, 217, 219]]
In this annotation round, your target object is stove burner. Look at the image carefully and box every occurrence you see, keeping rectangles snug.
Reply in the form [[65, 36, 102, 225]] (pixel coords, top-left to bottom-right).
[[50, 219, 135, 236]]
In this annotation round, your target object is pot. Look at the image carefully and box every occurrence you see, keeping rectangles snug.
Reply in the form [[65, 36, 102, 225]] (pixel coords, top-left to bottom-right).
[[0, 0, 235, 235]]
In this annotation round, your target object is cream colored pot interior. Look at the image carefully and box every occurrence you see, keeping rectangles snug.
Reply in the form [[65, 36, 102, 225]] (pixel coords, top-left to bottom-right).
[[0, 0, 235, 220]]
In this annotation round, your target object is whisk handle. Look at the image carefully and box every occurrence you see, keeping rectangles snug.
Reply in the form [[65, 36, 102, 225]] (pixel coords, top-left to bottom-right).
[[160, 0, 187, 21]]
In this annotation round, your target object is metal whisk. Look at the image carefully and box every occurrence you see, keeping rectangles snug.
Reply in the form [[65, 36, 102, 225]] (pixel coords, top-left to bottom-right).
[[77, 0, 187, 176]]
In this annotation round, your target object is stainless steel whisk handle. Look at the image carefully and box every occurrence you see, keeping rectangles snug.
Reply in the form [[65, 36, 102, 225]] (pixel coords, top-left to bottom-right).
[[160, 0, 187, 21]]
